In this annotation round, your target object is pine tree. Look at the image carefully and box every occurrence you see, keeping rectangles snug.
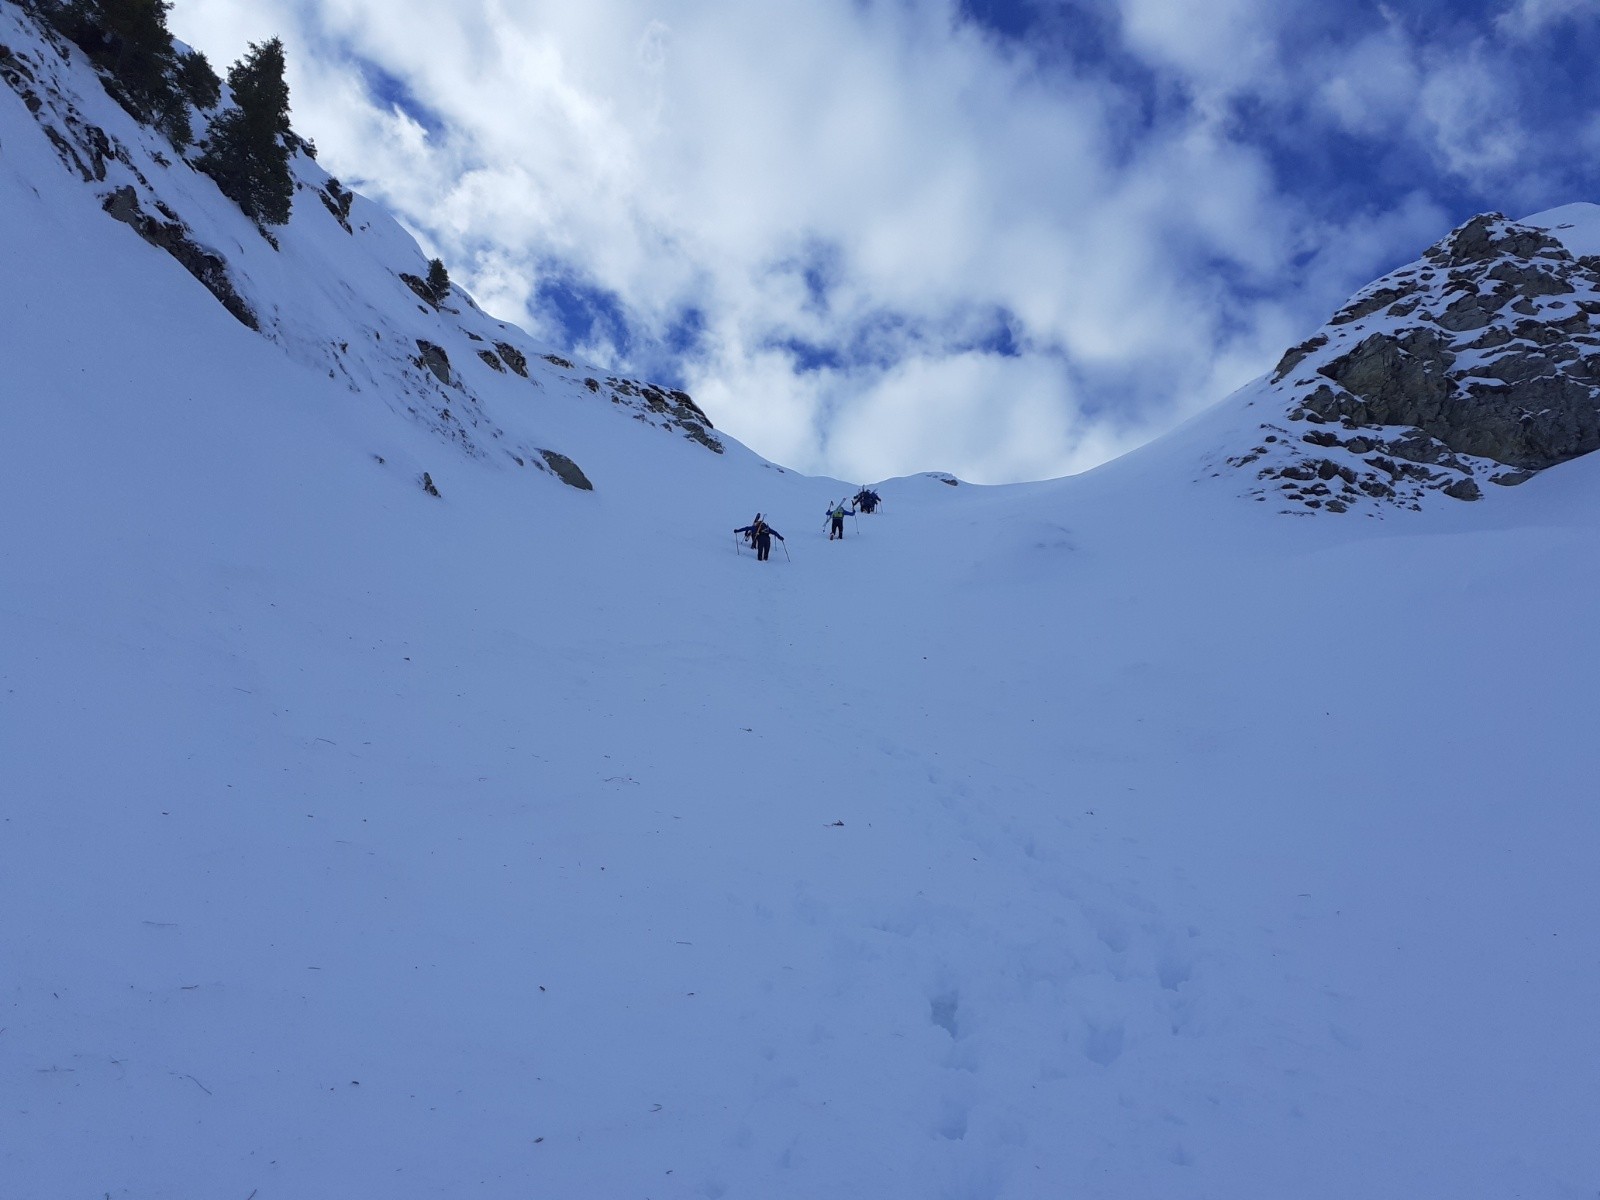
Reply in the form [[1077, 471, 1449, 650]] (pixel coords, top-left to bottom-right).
[[425, 258, 450, 304], [198, 38, 294, 226], [99, 0, 176, 104], [175, 48, 221, 111], [47, 0, 189, 144]]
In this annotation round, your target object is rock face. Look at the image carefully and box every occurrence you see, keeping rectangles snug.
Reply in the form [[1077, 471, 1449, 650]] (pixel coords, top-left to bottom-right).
[[1231, 211, 1600, 512], [538, 448, 594, 491]]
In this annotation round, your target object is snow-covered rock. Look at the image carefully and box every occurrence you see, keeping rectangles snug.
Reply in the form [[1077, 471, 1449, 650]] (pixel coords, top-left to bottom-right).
[[1224, 207, 1600, 513]]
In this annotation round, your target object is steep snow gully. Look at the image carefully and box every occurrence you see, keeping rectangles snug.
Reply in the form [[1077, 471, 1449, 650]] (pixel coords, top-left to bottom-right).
[[5, 8, 1600, 1197]]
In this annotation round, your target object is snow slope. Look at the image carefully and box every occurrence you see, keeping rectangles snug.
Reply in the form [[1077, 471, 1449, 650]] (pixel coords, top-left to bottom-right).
[[1527, 200, 1600, 256], [0, 1, 724, 490], [4, 10, 1600, 1198]]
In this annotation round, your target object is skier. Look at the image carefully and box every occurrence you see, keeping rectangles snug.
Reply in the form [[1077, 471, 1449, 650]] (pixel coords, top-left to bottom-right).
[[734, 516, 785, 562], [825, 499, 855, 540], [853, 487, 880, 514]]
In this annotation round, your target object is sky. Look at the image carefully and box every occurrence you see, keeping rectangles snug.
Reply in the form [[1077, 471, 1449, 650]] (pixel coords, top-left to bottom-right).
[[165, 0, 1600, 484]]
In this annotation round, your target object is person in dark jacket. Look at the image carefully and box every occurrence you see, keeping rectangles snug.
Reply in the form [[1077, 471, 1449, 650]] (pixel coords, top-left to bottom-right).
[[741, 513, 763, 549], [853, 487, 880, 514], [734, 516, 785, 561]]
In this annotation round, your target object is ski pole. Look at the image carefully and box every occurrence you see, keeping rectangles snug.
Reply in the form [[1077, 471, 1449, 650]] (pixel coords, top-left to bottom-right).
[[782, 540, 791, 562]]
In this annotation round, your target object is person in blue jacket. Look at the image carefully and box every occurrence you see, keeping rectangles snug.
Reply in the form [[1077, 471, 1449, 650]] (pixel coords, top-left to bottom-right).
[[735, 515, 785, 561]]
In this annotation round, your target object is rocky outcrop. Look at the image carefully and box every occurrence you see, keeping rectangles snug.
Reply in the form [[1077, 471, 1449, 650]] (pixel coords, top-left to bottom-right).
[[603, 375, 722, 453], [415, 339, 452, 386], [102, 186, 257, 329], [1231, 211, 1600, 512], [317, 177, 354, 232], [538, 448, 593, 490], [494, 342, 528, 377]]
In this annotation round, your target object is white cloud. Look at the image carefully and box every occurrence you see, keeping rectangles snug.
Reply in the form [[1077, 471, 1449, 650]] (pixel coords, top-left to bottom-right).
[[1315, 25, 1423, 138], [1315, 27, 1532, 192], [1496, 0, 1596, 40], [164, 0, 1467, 483], [1415, 46, 1530, 188], [1111, 0, 1291, 111]]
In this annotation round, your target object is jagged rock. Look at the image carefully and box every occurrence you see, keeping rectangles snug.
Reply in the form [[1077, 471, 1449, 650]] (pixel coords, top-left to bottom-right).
[[1331, 287, 1411, 326], [495, 342, 529, 377], [1490, 469, 1536, 486], [421, 471, 441, 497], [1511, 318, 1563, 346], [101, 186, 257, 329], [1265, 209, 1600, 489], [1464, 326, 1515, 350], [1318, 330, 1455, 419], [1272, 334, 1327, 382], [1386, 434, 1453, 466], [1426, 213, 1566, 266], [477, 349, 504, 372], [669, 389, 713, 427], [1476, 349, 1556, 384], [538, 449, 593, 491], [415, 340, 451, 385], [600, 375, 720, 449], [1435, 292, 1498, 332], [1487, 260, 1573, 296], [1457, 376, 1600, 467], [1443, 477, 1482, 501], [680, 421, 724, 454], [317, 179, 353, 232], [400, 273, 435, 307]]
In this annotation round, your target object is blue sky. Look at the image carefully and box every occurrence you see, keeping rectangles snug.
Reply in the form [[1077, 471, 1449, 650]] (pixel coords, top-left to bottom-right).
[[170, 0, 1600, 483]]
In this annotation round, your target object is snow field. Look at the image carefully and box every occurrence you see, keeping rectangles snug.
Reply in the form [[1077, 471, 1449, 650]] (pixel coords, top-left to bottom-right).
[[5, 21, 1600, 1195]]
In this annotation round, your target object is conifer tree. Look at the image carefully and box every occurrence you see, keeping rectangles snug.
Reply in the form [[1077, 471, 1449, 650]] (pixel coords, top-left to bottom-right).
[[175, 48, 221, 111], [426, 257, 450, 304], [99, 0, 175, 101], [198, 38, 294, 226], [48, 0, 190, 145]]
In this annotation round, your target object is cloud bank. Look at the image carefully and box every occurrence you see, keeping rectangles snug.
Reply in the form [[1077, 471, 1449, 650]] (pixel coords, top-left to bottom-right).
[[167, 0, 1600, 483]]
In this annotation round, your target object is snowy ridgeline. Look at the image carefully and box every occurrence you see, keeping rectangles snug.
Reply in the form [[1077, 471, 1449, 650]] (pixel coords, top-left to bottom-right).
[[0, 1, 720, 492], [5, 5, 1600, 1199]]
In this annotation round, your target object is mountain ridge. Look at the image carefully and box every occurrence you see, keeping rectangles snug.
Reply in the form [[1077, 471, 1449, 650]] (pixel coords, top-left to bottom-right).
[[1, 0, 724, 496], [1216, 204, 1600, 514]]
